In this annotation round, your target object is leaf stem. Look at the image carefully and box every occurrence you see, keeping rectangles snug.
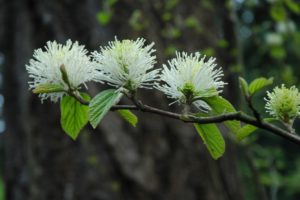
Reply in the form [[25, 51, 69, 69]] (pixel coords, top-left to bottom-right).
[[68, 91, 90, 105], [246, 95, 261, 122]]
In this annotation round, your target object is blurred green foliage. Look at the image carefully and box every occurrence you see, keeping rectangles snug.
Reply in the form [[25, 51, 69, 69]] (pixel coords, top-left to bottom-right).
[[0, 177, 4, 200], [236, 0, 300, 198], [95, 0, 300, 198], [96, 0, 118, 25]]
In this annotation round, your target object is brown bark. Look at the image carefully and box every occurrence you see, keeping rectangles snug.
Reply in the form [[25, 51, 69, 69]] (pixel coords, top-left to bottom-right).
[[2, 0, 244, 199]]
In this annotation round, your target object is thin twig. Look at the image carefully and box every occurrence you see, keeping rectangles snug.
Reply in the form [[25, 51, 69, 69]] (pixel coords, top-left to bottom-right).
[[246, 96, 261, 122], [69, 91, 300, 145]]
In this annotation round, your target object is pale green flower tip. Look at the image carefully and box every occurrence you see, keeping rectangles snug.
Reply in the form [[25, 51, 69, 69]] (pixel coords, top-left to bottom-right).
[[265, 84, 300, 122]]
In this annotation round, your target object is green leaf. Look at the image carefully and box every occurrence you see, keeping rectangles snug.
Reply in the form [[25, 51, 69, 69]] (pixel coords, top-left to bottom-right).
[[270, 46, 286, 60], [33, 83, 65, 94], [0, 176, 5, 200], [60, 93, 91, 140], [202, 48, 215, 56], [107, 0, 118, 6], [237, 118, 276, 140], [129, 10, 147, 31], [194, 123, 225, 160], [117, 109, 138, 127], [270, 5, 286, 21], [96, 11, 112, 25], [204, 96, 241, 134], [239, 77, 249, 97], [248, 77, 273, 95], [217, 39, 229, 49], [89, 89, 122, 128], [285, 0, 300, 14], [237, 124, 257, 141]]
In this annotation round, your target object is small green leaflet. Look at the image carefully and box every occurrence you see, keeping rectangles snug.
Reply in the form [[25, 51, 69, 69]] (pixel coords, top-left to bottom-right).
[[33, 83, 65, 94], [248, 77, 273, 95], [204, 96, 241, 134], [60, 93, 91, 140], [285, 0, 300, 14], [237, 125, 257, 141], [270, 5, 286, 21], [117, 109, 138, 127], [194, 123, 225, 160], [88, 89, 123, 128], [238, 77, 249, 97], [237, 118, 276, 140], [96, 11, 112, 25]]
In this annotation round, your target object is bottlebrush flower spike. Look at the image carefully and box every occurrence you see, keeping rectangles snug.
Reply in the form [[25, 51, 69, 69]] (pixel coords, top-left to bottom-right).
[[26, 40, 97, 102], [155, 52, 226, 111], [92, 37, 159, 91]]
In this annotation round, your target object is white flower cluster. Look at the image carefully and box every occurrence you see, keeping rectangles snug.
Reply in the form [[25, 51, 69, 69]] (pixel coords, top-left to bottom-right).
[[155, 52, 225, 111], [26, 40, 96, 102], [26, 37, 226, 112], [92, 38, 159, 90]]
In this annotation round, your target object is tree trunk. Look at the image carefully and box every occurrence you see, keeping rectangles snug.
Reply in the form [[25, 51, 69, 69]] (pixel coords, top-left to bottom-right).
[[2, 0, 244, 199]]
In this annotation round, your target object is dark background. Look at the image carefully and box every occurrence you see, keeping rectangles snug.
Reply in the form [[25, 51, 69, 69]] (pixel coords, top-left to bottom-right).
[[1, 0, 300, 199]]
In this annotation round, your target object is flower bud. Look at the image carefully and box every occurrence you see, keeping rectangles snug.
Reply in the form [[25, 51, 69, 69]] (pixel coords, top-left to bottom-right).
[[265, 85, 300, 123]]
